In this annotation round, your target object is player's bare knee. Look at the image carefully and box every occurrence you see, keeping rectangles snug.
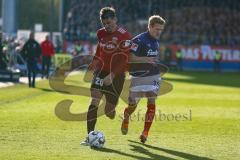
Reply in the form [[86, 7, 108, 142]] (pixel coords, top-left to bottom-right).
[[105, 103, 115, 112], [147, 97, 156, 105], [128, 104, 137, 113], [128, 96, 139, 106], [105, 103, 116, 119]]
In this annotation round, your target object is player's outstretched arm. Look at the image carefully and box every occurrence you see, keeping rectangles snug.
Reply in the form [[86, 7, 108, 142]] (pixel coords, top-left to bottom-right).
[[130, 53, 157, 63]]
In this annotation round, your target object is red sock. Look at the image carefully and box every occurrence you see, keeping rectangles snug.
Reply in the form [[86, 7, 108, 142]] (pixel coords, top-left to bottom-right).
[[123, 105, 136, 123], [143, 104, 156, 136]]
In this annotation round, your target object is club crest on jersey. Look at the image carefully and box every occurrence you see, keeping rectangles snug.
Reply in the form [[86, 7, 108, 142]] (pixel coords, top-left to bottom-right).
[[119, 40, 132, 49], [123, 40, 132, 47]]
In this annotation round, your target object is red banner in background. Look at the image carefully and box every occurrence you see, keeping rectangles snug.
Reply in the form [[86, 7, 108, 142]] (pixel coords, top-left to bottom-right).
[[63, 41, 240, 63], [169, 45, 240, 62]]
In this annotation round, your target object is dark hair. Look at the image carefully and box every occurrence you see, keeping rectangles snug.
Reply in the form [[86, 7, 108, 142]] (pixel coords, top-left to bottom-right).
[[100, 7, 116, 20], [29, 32, 34, 37]]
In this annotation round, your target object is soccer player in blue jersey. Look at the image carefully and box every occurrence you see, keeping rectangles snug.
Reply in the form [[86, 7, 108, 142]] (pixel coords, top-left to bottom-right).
[[121, 15, 166, 143]]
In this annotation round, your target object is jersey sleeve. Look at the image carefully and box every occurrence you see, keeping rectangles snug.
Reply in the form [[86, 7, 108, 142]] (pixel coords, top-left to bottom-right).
[[95, 30, 102, 58], [94, 43, 100, 58], [130, 37, 143, 56]]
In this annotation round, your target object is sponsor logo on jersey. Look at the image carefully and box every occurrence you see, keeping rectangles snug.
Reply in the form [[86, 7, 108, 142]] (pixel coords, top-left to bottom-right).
[[131, 43, 138, 51], [147, 49, 159, 56]]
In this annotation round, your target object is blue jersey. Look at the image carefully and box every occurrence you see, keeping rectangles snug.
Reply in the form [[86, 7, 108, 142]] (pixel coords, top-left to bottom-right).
[[130, 31, 160, 77]]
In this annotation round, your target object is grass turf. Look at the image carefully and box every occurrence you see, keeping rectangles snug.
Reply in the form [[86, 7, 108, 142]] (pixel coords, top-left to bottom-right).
[[0, 71, 240, 160]]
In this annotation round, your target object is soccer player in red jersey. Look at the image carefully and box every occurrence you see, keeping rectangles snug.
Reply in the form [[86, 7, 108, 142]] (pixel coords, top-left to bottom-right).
[[81, 7, 131, 146]]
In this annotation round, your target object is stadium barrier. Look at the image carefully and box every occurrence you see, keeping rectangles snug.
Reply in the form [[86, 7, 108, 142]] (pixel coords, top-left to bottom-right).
[[53, 53, 73, 70], [0, 69, 21, 82]]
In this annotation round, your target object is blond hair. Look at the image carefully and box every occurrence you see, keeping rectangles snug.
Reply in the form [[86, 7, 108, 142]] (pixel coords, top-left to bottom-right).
[[148, 15, 166, 27]]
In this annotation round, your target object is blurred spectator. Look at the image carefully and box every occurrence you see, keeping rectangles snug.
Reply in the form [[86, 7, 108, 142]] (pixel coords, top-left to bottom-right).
[[21, 32, 41, 88], [41, 35, 55, 79], [0, 32, 8, 70], [73, 41, 83, 56], [176, 49, 183, 71], [163, 46, 172, 66], [214, 50, 222, 72]]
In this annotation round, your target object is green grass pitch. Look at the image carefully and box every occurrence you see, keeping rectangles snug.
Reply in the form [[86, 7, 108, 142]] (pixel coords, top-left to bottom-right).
[[0, 71, 240, 160]]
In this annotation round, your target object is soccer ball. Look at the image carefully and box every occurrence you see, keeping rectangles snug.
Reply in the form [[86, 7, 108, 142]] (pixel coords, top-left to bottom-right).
[[88, 131, 105, 148]]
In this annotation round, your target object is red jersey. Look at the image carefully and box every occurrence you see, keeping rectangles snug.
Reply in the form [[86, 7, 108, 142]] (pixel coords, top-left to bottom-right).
[[41, 40, 55, 57], [93, 27, 132, 75]]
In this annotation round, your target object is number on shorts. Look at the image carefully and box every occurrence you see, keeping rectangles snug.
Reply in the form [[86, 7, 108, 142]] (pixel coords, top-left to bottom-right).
[[153, 80, 160, 88], [95, 77, 103, 86]]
